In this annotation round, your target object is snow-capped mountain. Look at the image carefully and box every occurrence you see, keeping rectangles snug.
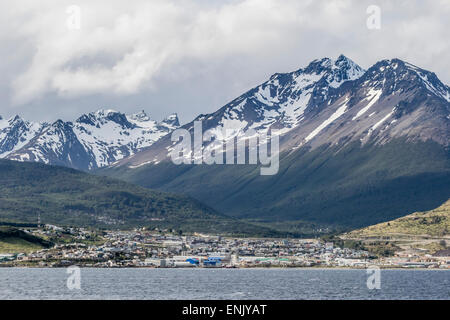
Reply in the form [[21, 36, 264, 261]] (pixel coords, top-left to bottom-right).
[[105, 55, 449, 229], [204, 55, 365, 135], [279, 57, 450, 150], [117, 55, 449, 167], [0, 115, 48, 158], [0, 110, 179, 170]]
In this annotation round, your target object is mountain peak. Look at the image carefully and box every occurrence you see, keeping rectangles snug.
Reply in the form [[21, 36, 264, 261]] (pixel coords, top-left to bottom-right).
[[334, 54, 361, 70], [366, 58, 450, 102], [336, 53, 349, 61], [6, 115, 27, 126], [94, 108, 120, 116], [52, 119, 69, 128], [304, 57, 333, 72], [296, 55, 365, 88], [160, 113, 180, 128], [403, 62, 450, 102], [128, 110, 151, 122]]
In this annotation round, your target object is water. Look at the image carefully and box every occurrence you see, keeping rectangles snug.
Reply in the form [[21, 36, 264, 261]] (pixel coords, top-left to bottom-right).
[[0, 268, 448, 300]]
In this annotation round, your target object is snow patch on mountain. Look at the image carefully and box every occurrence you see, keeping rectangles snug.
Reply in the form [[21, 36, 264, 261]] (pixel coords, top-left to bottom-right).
[[352, 89, 382, 120], [305, 97, 349, 142], [372, 110, 394, 130]]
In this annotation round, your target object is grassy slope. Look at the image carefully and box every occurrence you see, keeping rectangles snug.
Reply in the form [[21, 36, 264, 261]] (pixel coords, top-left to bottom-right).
[[0, 226, 52, 253], [0, 160, 284, 236], [345, 199, 450, 238], [104, 139, 450, 229]]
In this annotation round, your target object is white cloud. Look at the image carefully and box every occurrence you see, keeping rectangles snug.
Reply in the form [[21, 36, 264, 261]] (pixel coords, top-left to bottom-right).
[[0, 0, 448, 121]]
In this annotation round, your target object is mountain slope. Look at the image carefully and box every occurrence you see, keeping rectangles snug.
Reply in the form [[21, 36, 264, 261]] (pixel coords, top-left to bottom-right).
[[0, 110, 179, 171], [103, 56, 450, 229], [107, 138, 449, 228], [0, 159, 282, 236], [344, 199, 450, 238], [0, 226, 53, 254]]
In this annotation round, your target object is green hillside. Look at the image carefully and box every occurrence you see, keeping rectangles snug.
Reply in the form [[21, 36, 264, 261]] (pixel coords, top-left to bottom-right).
[[345, 199, 450, 238], [0, 160, 283, 236], [0, 226, 52, 253]]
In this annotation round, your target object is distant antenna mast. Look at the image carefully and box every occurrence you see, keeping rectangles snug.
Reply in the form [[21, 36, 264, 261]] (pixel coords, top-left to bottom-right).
[[37, 212, 41, 228]]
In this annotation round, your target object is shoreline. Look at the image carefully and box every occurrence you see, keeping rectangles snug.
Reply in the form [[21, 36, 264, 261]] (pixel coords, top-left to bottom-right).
[[1, 265, 448, 270]]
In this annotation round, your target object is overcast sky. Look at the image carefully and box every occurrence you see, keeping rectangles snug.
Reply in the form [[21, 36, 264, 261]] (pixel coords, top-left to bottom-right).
[[0, 0, 448, 124]]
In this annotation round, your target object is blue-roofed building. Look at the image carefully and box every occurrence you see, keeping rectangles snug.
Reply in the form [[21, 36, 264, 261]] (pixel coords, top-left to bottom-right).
[[203, 257, 222, 267], [186, 258, 199, 265]]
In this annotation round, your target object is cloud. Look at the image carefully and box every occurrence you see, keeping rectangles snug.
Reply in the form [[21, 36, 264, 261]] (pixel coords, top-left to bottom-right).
[[0, 0, 449, 121]]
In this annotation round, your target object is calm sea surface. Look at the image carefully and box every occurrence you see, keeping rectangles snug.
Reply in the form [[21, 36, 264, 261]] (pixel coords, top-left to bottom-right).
[[0, 268, 448, 300]]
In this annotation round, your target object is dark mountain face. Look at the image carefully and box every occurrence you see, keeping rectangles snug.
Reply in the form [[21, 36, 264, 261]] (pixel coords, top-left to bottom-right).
[[104, 56, 450, 229], [110, 139, 449, 228]]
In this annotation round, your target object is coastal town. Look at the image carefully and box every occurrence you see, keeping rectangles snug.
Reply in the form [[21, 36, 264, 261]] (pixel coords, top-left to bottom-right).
[[1, 225, 449, 269]]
